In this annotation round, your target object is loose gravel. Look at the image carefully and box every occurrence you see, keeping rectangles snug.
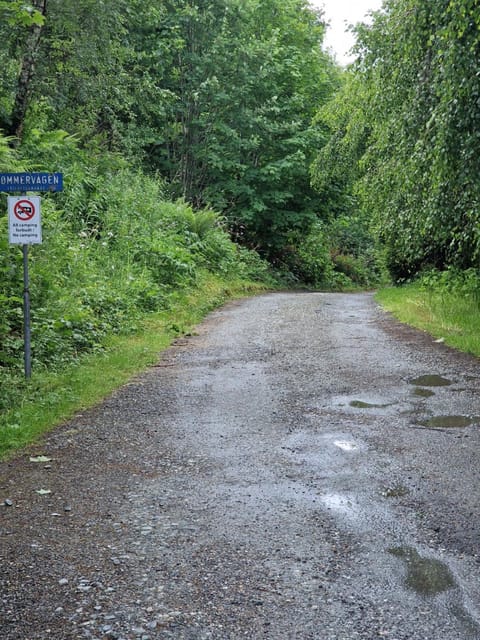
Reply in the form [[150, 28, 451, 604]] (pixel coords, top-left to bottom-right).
[[1, 292, 480, 639]]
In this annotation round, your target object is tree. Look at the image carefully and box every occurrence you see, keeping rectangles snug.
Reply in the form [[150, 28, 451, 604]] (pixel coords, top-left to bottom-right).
[[134, 0, 337, 262], [316, 0, 480, 280], [0, 0, 339, 270], [0, 0, 47, 141]]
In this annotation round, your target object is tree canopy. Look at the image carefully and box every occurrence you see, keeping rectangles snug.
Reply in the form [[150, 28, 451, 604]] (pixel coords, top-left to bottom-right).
[[0, 0, 340, 268], [314, 0, 480, 280], [3, 0, 480, 286]]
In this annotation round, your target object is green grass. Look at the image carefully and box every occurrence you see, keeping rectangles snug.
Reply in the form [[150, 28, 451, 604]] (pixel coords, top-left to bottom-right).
[[376, 282, 480, 357], [0, 274, 267, 459]]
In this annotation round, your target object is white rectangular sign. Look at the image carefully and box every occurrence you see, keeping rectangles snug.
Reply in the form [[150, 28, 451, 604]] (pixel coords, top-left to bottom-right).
[[8, 196, 42, 244]]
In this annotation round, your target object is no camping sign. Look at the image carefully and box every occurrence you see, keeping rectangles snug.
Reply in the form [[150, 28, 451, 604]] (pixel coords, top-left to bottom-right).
[[8, 195, 42, 244], [2, 173, 62, 380]]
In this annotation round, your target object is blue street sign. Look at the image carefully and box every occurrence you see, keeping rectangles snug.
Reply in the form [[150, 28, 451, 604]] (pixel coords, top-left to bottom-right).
[[0, 172, 63, 192]]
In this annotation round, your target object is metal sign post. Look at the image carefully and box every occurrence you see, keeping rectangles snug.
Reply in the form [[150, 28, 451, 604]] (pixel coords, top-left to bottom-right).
[[1, 173, 63, 379], [7, 194, 43, 379], [22, 243, 32, 378]]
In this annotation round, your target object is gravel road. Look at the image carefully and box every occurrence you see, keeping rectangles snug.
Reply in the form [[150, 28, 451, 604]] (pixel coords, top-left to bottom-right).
[[1, 291, 480, 640]]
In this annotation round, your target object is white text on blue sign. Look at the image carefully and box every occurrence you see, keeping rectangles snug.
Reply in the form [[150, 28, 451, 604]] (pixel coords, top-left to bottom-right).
[[0, 172, 63, 192]]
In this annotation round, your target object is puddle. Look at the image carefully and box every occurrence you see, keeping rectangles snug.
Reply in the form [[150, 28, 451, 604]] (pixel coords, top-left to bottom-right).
[[381, 485, 409, 498], [420, 415, 477, 429], [333, 440, 357, 451], [409, 375, 452, 387], [412, 387, 435, 398], [331, 395, 399, 415], [389, 547, 455, 596], [350, 400, 390, 409], [320, 493, 359, 519]]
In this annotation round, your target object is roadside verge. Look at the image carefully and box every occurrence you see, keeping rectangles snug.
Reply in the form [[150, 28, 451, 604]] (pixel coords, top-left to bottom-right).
[[376, 283, 480, 358], [0, 274, 267, 459]]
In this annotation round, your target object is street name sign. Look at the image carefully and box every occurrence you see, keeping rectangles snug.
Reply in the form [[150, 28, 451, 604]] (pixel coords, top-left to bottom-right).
[[0, 172, 63, 192], [2, 172, 62, 379], [8, 196, 42, 244]]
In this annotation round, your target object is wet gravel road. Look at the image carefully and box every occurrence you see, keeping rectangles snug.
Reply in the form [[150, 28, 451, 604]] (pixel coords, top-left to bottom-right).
[[2, 291, 480, 639]]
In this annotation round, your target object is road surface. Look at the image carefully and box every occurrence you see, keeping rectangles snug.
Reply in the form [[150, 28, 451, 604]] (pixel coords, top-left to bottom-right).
[[1, 292, 480, 639]]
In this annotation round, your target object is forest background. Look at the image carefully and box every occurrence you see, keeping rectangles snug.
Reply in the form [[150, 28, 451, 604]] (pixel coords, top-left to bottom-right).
[[1, 0, 479, 449]]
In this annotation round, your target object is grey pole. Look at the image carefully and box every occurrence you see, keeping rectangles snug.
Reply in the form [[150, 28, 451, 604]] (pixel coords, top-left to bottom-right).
[[22, 243, 32, 379]]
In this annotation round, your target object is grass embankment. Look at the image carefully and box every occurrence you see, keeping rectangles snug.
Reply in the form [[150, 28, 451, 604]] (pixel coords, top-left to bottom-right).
[[0, 275, 266, 459], [376, 280, 480, 357]]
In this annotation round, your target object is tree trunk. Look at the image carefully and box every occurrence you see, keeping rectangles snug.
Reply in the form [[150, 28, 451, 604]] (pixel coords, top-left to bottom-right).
[[9, 0, 48, 143]]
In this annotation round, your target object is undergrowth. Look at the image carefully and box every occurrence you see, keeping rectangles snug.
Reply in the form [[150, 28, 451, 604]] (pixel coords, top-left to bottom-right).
[[0, 133, 274, 452], [376, 268, 480, 357]]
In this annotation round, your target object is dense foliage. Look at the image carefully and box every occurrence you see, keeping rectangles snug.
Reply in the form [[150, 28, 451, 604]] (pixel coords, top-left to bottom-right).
[[0, 0, 342, 268], [15, 0, 480, 409], [0, 133, 271, 403], [1, 0, 352, 414], [314, 0, 480, 281]]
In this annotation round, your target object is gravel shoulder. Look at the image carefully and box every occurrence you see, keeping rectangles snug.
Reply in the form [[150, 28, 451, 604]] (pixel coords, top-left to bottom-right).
[[1, 292, 480, 639]]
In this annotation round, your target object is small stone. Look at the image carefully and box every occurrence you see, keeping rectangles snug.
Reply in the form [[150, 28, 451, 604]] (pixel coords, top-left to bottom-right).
[[58, 578, 69, 586], [132, 627, 145, 634], [4, 499, 13, 507], [63, 504, 72, 512]]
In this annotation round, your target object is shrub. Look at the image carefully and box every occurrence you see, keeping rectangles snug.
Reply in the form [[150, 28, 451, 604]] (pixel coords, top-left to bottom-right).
[[332, 253, 369, 285], [274, 224, 335, 287], [0, 143, 271, 405]]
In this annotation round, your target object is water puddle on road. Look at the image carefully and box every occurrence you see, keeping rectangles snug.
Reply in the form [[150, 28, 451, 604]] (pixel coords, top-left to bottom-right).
[[330, 395, 401, 417], [333, 440, 358, 451], [320, 493, 359, 519], [389, 547, 455, 596], [420, 415, 477, 429], [349, 400, 391, 409], [409, 375, 452, 387], [412, 387, 436, 398]]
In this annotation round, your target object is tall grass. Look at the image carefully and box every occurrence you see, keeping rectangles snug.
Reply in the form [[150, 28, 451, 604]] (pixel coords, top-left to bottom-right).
[[376, 268, 480, 357]]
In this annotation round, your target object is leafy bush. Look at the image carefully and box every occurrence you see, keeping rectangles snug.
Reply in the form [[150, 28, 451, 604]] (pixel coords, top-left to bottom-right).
[[332, 253, 367, 284], [295, 226, 335, 287], [419, 267, 480, 308], [274, 224, 334, 287], [0, 131, 271, 408], [235, 246, 275, 283]]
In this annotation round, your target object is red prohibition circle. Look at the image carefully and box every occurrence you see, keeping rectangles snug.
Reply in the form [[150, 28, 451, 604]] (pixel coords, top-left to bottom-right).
[[14, 199, 36, 221]]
